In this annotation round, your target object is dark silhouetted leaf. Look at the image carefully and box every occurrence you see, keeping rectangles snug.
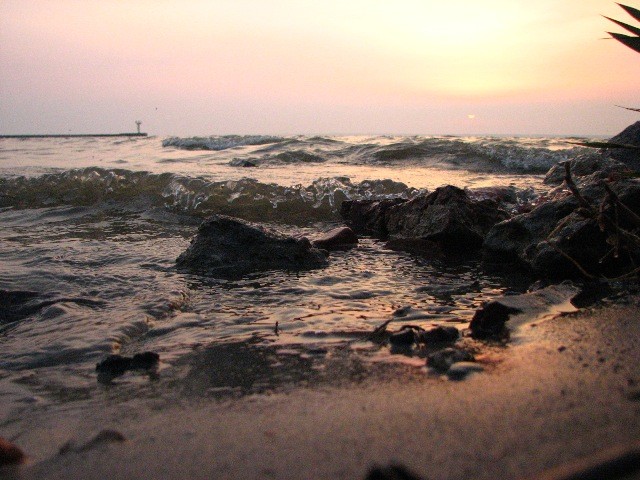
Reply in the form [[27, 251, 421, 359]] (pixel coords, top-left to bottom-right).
[[615, 105, 640, 113], [569, 141, 640, 150], [608, 32, 640, 52], [618, 3, 640, 22], [604, 15, 640, 35]]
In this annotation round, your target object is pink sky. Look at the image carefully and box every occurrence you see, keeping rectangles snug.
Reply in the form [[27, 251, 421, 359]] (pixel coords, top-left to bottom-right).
[[1, 0, 639, 135]]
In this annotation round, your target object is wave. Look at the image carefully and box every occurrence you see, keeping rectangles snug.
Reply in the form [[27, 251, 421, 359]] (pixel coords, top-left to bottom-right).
[[347, 137, 584, 173], [0, 167, 417, 224], [162, 135, 286, 151], [162, 135, 589, 174], [229, 150, 326, 167]]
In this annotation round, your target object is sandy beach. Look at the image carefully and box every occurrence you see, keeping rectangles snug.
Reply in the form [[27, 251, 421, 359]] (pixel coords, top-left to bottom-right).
[[2, 295, 639, 480]]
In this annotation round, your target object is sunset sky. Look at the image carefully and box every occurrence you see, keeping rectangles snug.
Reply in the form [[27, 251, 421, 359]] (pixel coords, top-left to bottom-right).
[[1, 0, 639, 136]]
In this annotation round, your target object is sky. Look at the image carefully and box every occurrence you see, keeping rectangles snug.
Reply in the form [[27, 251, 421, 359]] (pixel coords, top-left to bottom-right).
[[1, 0, 639, 136]]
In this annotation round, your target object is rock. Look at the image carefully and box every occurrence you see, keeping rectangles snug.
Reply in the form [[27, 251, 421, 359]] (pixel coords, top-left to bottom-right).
[[340, 198, 406, 237], [469, 302, 522, 339], [0, 437, 26, 466], [232, 159, 258, 168], [447, 361, 484, 380], [365, 464, 425, 480], [416, 326, 459, 344], [484, 177, 640, 278], [96, 351, 159, 378], [341, 186, 509, 250], [470, 284, 579, 340], [176, 215, 328, 277], [426, 347, 475, 373], [95, 355, 132, 376], [543, 152, 631, 186], [608, 121, 640, 171], [131, 352, 160, 370], [389, 329, 416, 346], [311, 226, 358, 250], [384, 186, 510, 250]]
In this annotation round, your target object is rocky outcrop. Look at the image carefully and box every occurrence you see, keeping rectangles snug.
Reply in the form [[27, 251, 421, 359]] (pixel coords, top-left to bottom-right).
[[385, 186, 509, 248], [484, 177, 640, 278], [608, 120, 640, 171], [176, 215, 328, 277], [340, 198, 406, 237], [341, 186, 509, 250], [543, 152, 631, 186]]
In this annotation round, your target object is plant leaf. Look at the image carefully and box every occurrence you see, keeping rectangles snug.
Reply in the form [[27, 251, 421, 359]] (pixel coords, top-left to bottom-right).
[[617, 3, 640, 22], [615, 105, 640, 113], [604, 15, 640, 36], [608, 32, 640, 53], [569, 141, 640, 150]]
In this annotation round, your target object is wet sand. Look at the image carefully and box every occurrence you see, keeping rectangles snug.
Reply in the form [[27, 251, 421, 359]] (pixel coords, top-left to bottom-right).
[[5, 297, 640, 480]]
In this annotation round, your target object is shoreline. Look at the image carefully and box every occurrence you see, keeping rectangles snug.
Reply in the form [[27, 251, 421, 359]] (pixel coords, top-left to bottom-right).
[[4, 297, 640, 480]]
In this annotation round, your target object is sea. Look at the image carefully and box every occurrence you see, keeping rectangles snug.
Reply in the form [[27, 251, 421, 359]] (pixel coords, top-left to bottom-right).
[[0, 134, 598, 420]]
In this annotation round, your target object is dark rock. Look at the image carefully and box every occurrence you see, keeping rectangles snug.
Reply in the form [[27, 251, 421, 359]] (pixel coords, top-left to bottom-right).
[[608, 121, 640, 171], [176, 215, 328, 277], [234, 160, 258, 167], [340, 198, 406, 237], [95, 355, 132, 376], [131, 352, 160, 370], [417, 326, 459, 344], [426, 347, 475, 372], [365, 464, 425, 480], [469, 301, 522, 339], [0, 437, 26, 466], [341, 186, 509, 251], [543, 152, 631, 186], [389, 329, 416, 346], [384, 186, 509, 249], [96, 351, 159, 378], [446, 361, 484, 380], [311, 226, 358, 250], [484, 177, 640, 278]]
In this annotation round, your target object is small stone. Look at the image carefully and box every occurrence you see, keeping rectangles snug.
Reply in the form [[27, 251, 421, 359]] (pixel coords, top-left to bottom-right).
[[446, 362, 484, 380], [96, 352, 159, 378], [469, 301, 521, 339], [417, 326, 459, 344], [0, 437, 26, 466], [389, 329, 416, 346], [365, 464, 425, 480], [426, 347, 475, 373], [392, 306, 412, 317], [95, 355, 132, 376], [131, 352, 160, 370], [311, 227, 358, 250]]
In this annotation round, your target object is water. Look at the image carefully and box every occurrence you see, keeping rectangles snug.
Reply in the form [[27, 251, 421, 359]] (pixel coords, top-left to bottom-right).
[[0, 134, 595, 416]]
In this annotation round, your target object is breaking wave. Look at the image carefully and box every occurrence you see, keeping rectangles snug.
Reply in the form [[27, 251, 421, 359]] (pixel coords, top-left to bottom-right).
[[162, 135, 591, 174], [162, 135, 286, 151], [0, 167, 417, 224]]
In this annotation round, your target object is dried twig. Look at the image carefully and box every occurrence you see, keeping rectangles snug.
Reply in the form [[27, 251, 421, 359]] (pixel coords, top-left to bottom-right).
[[564, 162, 595, 212], [603, 182, 640, 228]]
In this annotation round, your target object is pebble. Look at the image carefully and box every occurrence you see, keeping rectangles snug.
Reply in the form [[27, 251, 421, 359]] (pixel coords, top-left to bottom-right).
[[389, 329, 416, 346], [417, 326, 459, 344], [447, 362, 485, 380], [0, 437, 26, 466], [426, 347, 475, 373]]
